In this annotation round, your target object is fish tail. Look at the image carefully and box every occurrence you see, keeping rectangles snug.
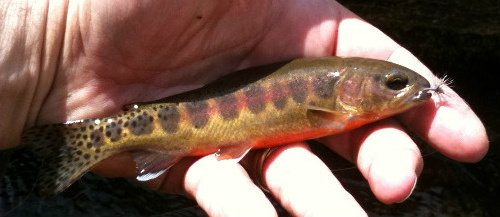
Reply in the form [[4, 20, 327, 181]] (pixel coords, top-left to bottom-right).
[[21, 122, 114, 196]]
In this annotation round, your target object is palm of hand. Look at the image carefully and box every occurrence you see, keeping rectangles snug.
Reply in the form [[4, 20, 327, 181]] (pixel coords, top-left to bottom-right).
[[40, 0, 337, 122]]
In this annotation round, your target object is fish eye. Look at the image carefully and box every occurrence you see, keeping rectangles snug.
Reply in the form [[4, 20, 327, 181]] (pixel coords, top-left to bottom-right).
[[385, 72, 409, 90]]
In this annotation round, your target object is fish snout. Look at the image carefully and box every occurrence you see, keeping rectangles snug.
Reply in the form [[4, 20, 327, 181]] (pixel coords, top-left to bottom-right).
[[412, 89, 433, 102]]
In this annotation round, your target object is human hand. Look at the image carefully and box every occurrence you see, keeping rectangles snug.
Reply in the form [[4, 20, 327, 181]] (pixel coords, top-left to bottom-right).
[[0, 0, 488, 216]]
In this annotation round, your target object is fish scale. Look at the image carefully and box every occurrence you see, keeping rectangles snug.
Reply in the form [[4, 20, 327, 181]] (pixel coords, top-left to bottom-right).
[[19, 57, 432, 195]]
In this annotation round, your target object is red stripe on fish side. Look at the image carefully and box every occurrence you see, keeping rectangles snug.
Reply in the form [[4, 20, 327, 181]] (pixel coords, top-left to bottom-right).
[[234, 91, 248, 115], [270, 81, 289, 110], [207, 99, 220, 119]]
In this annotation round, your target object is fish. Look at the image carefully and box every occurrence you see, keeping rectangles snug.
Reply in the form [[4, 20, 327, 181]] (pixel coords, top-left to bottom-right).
[[19, 57, 432, 195]]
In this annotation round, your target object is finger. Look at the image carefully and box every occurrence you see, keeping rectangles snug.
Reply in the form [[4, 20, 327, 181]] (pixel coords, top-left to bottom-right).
[[250, 143, 367, 216], [321, 120, 423, 204], [183, 155, 277, 217], [389, 48, 489, 162], [334, 3, 399, 59], [92, 152, 197, 196], [92, 152, 278, 216]]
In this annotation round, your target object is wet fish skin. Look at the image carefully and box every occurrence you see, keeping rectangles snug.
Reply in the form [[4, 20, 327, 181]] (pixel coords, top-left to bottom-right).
[[20, 57, 431, 195]]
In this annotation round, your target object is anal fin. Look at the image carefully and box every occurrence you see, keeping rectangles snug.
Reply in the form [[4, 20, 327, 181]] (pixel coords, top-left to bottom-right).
[[132, 150, 181, 181]]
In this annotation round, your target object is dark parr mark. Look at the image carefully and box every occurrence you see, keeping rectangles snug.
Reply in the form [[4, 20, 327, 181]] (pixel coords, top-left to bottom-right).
[[127, 112, 154, 135], [105, 120, 123, 142], [216, 94, 239, 120], [244, 84, 266, 114], [89, 130, 104, 148], [185, 101, 209, 129], [289, 78, 307, 103], [158, 106, 180, 133], [313, 72, 339, 98], [271, 84, 288, 110]]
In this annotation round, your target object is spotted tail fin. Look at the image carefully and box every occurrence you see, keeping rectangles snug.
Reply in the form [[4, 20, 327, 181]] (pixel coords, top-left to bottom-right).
[[20, 122, 114, 196]]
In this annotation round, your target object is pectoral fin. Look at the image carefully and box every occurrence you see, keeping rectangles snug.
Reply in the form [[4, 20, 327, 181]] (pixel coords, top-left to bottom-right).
[[132, 150, 181, 181], [306, 105, 342, 114], [306, 104, 351, 130]]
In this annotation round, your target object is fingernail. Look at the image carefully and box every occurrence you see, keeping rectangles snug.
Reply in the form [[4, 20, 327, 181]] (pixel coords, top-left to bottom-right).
[[397, 176, 417, 203]]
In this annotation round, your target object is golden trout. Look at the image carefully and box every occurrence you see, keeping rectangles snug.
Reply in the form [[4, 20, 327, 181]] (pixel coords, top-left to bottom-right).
[[20, 57, 432, 195]]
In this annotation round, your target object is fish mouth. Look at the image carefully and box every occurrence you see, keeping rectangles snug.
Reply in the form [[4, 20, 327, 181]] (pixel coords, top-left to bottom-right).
[[411, 89, 433, 102]]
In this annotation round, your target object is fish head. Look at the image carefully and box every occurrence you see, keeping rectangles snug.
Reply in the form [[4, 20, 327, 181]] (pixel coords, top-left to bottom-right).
[[336, 58, 432, 119]]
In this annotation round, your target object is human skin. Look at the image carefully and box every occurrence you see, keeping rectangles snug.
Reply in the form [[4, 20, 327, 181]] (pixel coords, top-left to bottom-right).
[[0, 0, 488, 216]]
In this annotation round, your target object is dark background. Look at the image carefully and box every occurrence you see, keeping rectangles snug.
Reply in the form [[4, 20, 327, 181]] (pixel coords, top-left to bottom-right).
[[2, 0, 499, 216]]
